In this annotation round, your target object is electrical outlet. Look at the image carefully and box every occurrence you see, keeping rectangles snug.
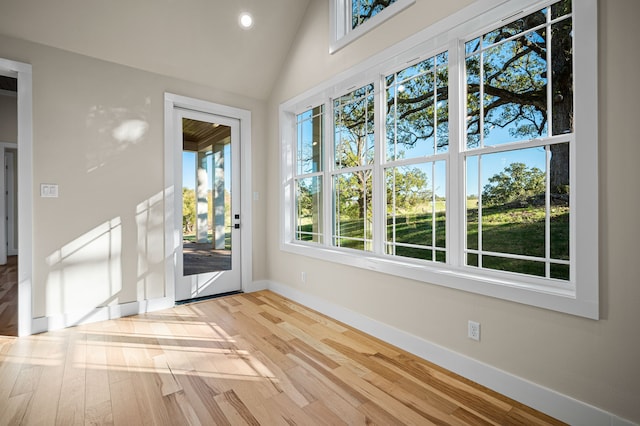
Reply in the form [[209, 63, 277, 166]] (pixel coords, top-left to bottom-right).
[[301, 271, 306, 284], [468, 320, 480, 341]]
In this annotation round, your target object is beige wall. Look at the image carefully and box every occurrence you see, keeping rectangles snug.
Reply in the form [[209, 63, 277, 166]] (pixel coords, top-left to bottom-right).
[[266, 0, 640, 423], [0, 93, 17, 142], [0, 34, 268, 317]]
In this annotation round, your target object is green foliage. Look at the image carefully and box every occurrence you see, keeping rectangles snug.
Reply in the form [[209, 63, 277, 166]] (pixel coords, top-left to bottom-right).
[[386, 167, 431, 212], [482, 162, 545, 206], [182, 188, 196, 235]]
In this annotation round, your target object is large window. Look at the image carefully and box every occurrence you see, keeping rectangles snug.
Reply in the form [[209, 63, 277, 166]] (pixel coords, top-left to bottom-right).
[[283, 0, 598, 318]]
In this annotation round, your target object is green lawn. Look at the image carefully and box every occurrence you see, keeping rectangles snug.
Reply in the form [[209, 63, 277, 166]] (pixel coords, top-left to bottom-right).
[[298, 204, 570, 279]]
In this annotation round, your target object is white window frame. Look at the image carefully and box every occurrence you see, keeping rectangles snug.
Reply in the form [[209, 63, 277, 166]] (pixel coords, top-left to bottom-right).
[[330, 0, 415, 54], [284, 0, 598, 319]]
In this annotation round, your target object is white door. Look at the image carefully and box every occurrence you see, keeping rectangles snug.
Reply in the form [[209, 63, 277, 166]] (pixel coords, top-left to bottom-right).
[[173, 108, 241, 301]]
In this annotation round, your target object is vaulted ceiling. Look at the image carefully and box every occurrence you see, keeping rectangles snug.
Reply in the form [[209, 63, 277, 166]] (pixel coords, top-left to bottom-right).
[[0, 0, 311, 100]]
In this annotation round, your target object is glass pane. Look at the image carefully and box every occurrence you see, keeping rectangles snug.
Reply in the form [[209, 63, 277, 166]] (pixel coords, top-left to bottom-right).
[[466, 156, 479, 250], [465, 37, 481, 55], [483, 31, 548, 146], [550, 142, 569, 263], [551, 18, 573, 135], [551, 0, 571, 20], [465, 55, 481, 149], [385, 52, 448, 161], [436, 63, 449, 153], [182, 118, 232, 275], [482, 255, 545, 277], [296, 177, 323, 243], [335, 84, 375, 168], [434, 161, 447, 247], [480, 148, 546, 258], [482, 7, 546, 48], [352, 0, 398, 29], [550, 263, 569, 280], [333, 171, 373, 251], [394, 57, 434, 83], [385, 162, 446, 262], [297, 106, 324, 175]]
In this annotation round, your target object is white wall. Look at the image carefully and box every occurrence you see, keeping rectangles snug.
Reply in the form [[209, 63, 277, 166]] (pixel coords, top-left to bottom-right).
[[266, 0, 640, 423], [0, 34, 268, 319]]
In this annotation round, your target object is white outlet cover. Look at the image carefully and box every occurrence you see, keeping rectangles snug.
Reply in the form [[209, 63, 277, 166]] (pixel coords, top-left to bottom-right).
[[468, 320, 481, 341]]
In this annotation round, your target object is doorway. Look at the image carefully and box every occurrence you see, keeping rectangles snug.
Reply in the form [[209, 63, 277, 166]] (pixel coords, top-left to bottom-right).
[[0, 58, 32, 337], [175, 109, 241, 300], [164, 93, 253, 304]]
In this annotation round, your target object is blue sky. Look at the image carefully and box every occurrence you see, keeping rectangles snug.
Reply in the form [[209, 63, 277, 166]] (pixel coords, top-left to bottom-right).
[[182, 144, 232, 191]]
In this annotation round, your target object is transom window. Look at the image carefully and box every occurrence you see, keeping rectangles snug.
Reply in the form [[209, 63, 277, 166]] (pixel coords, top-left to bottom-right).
[[330, 0, 415, 53], [284, 0, 598, 318], [352, 0, 398, 29]]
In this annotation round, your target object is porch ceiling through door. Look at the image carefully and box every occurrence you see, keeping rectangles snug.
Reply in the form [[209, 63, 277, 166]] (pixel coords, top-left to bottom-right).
[[183, 119, 230, 152]]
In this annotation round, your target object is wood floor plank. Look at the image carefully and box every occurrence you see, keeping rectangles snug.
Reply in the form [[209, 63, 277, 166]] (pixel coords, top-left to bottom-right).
[[0, 291, 565, 425]]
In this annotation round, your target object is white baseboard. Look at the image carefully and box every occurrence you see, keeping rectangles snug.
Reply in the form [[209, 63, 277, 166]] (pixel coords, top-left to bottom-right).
[[31, 296, 174, 334], [266, 280, 635, 426], [243, 279, 269, 293]]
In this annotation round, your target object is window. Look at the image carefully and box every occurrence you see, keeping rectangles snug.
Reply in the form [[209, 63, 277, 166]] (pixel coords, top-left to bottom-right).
[[330, 0, 415, 53], [463, 1, 573, 280], [283, 0, 598, 318], [333, 84, 375, 250], [385, 52, 449, 262]]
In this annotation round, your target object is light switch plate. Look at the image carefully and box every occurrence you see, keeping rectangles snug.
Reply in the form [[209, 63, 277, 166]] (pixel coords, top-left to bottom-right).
[[41, 183, 59, 198]]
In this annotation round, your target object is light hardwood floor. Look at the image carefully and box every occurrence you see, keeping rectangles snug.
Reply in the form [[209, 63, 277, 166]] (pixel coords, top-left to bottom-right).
[[0, 291, 564, 425], [0, 256, 18, 337]]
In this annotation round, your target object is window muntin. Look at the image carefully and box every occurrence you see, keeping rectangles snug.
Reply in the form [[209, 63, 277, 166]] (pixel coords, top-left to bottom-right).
[[463, 2, 573, 280], [295, 106, 324, 243]]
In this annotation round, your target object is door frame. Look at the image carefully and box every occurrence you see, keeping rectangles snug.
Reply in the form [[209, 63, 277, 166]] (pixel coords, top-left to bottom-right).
[[174, 108, 241, 300], [0, 58, 33, 336], [164, 93, 252, 302]]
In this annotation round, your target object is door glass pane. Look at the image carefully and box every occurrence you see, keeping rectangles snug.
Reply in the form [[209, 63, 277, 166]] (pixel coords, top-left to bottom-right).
[[182, 118, 232, 275]]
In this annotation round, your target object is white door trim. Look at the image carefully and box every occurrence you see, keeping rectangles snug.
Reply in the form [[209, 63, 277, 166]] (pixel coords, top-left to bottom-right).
[[0, 58, 33, 336], [164, 93, 252, 302]]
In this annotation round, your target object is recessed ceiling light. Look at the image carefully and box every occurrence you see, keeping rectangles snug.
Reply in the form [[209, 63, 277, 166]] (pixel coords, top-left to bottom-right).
[[239, 12, 253, 29]]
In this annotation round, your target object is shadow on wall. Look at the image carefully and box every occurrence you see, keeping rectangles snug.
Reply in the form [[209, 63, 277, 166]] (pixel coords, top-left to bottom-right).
[[43, 190, 165, 329], [85, 101, 150, 173]]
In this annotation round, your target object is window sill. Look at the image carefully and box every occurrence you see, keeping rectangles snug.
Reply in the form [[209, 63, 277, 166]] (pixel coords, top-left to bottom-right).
[[281, 241, 598, 319]]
